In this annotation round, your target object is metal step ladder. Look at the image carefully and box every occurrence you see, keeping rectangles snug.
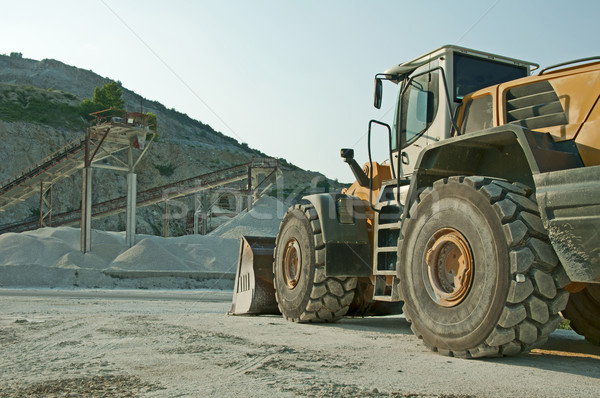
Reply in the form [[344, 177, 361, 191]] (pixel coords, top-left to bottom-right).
[[372, 198, 403, 302]]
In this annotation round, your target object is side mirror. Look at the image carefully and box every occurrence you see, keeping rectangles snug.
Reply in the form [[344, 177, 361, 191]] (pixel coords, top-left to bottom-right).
[[374, 78, 383, 109]]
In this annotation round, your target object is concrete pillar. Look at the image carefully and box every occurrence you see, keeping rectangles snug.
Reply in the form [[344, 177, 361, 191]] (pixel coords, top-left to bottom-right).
[[201, 212, 208, 235], [247, 194, 253, 211], [80, 167, 93, 253], [126, 172, 137, 248]]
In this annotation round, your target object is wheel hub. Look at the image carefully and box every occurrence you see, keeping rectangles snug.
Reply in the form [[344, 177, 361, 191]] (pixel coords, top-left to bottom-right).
[[425, 228, 473, 307], [283, 238, 302, 289]]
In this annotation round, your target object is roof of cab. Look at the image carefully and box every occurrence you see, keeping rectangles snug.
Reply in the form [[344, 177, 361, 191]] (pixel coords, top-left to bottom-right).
[[383, 45, 538, 80]]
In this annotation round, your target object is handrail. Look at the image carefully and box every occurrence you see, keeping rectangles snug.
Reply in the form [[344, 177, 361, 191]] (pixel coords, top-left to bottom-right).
[[538, 57, 600, 75]]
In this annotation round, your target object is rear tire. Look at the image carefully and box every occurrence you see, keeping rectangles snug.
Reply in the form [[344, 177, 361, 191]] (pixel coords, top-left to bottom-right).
[[400, 177, 568, 358], [562, 284, 600, 345], [273, 204, 356, 322], [348, 278, 404, 316]]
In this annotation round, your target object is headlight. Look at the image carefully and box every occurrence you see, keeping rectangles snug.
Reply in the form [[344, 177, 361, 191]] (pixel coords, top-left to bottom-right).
[[336, 196, 354, 224]]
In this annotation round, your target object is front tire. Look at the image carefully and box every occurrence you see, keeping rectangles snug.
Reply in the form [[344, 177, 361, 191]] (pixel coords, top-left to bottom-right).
[[273, 204, 356, 322], [400, 177, 568, 358]]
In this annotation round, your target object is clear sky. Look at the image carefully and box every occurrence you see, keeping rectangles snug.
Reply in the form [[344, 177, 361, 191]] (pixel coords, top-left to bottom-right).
[[1, 1, 598, 182]]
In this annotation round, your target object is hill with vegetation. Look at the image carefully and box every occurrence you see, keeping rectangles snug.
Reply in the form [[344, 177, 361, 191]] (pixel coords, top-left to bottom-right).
[[0, 53, 341, 236]]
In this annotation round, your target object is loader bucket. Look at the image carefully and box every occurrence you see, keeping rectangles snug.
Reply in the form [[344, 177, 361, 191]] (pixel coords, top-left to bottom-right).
[[228, 236, 281, 315]]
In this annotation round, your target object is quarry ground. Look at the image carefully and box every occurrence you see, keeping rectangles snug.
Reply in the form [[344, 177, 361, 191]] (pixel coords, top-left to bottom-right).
[[1, 289, 599, 397]]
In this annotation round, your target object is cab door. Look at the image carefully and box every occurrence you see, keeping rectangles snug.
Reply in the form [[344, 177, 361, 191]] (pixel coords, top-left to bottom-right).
[[396, 68, 441, 177]]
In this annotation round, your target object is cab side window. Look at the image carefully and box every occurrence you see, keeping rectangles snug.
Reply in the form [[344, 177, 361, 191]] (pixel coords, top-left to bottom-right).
[[399, 71, 439, 148]]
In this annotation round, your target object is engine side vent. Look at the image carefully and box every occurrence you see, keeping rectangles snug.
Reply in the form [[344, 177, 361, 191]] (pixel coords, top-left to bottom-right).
[[506, 80, 567, 130]]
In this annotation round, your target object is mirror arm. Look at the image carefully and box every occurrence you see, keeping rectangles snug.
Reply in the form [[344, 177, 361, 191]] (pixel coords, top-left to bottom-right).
[[340, 148, 369, 187]]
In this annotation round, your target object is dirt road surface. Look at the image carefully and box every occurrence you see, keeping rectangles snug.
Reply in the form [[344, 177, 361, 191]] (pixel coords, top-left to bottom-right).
[[1, 289, 598, 397]]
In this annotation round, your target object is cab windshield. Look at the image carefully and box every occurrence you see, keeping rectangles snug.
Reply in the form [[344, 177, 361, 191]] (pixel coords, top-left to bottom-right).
[[453, 53, 527, 101]]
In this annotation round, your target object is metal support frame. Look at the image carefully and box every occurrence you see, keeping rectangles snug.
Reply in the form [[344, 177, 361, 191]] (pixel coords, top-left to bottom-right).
[[163, 200, 169, 238], [139, 159, 278, 237], [39, 181, 52, 228], [193, 189, 248, 235], [190, 163, 280, 235], [0, 109, 158, 241], [193, 194, 199, 235], [247, 166, 254, 211], [78, 122, 154, 252], [194, 191, 211, 236], [193, 192, 206, 235], [235, 192, 244, 213]]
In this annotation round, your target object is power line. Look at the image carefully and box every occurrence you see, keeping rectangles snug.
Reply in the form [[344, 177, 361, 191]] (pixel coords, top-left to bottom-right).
[[455, 0, 501, 44]]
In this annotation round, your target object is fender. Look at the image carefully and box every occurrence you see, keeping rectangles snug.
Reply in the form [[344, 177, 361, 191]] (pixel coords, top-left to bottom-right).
[[402, 124, 583, 221], [303, 193, 372, 277], [535, 165, 600, 282]]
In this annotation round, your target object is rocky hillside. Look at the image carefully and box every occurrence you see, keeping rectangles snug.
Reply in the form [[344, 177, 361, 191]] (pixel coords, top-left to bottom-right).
[[0, 54, 341, 236]]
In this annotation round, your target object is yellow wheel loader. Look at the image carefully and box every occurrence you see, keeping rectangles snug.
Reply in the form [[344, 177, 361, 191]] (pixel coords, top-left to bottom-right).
[[229, 45, 600, 358]]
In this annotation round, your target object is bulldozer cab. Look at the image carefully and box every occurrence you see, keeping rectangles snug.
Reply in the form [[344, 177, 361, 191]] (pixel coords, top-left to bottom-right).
[[375, 46, 537, 178]]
